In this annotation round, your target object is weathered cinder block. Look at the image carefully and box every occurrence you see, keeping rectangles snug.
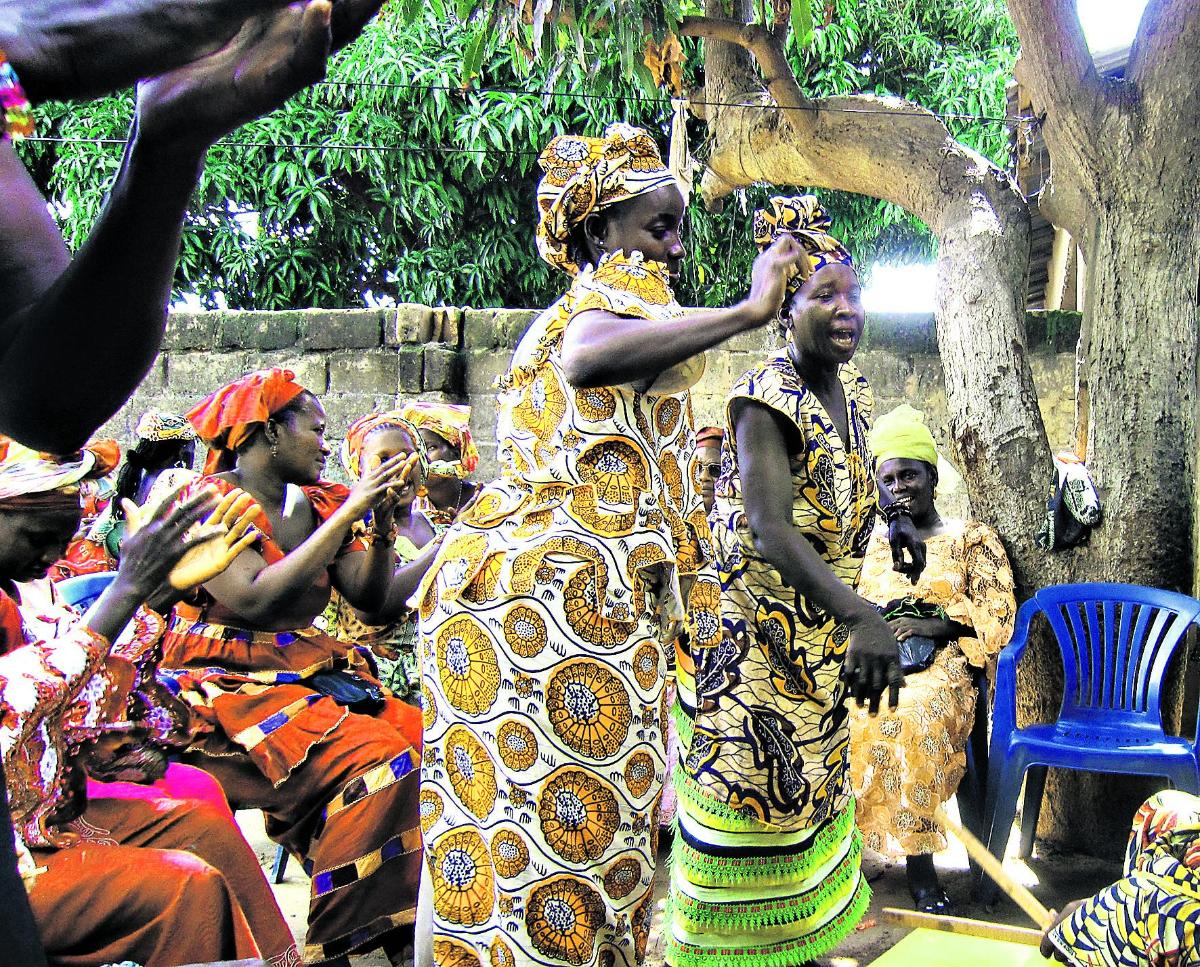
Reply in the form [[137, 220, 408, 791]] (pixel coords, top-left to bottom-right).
[[321, 394, 382, 439], [215, 312, 301, 351], [166, 352, 251, 395], [435, 307, 464, 347], [464, 349, 507, 396], [396, 346, 425, 393], [300, 310, 384, 350], [163, 312, 220, 351], [461, 308, 536, 350], [386, 305, 436, 346], [329, 352, 400, 395], [265, 354, 329, 395], [423, 345, 463, 395]]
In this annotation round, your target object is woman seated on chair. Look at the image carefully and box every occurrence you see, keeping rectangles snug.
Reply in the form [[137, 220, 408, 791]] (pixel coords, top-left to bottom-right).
[[319, 410, 444, 707], [160, 367, 429, 966], [0, 434, 298, 965], [849, 404, 1016, 914]]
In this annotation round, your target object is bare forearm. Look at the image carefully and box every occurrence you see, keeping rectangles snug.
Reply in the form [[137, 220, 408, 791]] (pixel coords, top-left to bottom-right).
[[361, 542, 440, 624], [0, 143, 70, 319], [562, 305, 758, 388], [0, 126, 203, 450], [336, 541, 398, 612], [238, 510, 359, 619], [79, 575, 145, 643]]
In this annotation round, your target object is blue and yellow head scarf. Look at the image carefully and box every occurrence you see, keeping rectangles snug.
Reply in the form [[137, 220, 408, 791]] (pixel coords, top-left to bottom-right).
[[752, 195, 854, 297]]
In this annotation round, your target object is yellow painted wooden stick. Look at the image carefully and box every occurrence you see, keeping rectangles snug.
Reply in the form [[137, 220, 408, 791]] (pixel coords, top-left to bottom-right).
[[933, 805, 1054, 929], [881, 907, 1045, 946]]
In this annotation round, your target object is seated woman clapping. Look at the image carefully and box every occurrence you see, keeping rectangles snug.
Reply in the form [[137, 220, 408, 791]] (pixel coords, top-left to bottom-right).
[[848, 404, 1016, 914], [160, 367, 428, 965]]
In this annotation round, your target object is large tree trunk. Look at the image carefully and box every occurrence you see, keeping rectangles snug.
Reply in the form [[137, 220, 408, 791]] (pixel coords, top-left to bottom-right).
[[1006, 0, 1200, 851]]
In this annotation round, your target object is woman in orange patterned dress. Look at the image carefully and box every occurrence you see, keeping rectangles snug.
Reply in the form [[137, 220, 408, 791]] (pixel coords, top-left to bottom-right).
[[849, 405, 1015, 914], [161, 368, 430, 965]]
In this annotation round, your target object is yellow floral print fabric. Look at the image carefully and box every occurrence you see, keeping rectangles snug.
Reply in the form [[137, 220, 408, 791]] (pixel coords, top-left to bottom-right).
[[418, 250, 720, 967], [687, 349, 877, 832], [849, 519, 1015, 856]]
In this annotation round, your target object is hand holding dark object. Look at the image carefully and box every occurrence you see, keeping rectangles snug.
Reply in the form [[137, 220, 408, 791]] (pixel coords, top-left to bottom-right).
[[886, 615, 950, 642], [887, 514, 926, 583], [1039, 902, 1084, 962], [0, 0, 293, 103], [842, 611, 904, 714]]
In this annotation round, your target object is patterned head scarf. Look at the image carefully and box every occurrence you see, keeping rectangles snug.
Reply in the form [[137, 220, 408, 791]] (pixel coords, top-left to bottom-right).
[[536, 122, 679, 275], [870, 405, 938, 467], [135, 410, 197, 444], [0, 436, 117, 512], [752, 195, 854, 299], [340, 412, 429, 480], [187, 368, 307, 474], [398, 402, 478, 479]]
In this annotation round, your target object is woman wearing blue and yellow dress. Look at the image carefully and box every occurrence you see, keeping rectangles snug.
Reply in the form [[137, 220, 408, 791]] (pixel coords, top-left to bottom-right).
[[415, 124, 807, 967], [667, 196, 922, 967]]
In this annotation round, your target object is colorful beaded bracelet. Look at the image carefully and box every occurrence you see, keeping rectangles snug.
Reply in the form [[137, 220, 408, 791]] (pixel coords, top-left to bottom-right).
[[0, 51, 34, 141]]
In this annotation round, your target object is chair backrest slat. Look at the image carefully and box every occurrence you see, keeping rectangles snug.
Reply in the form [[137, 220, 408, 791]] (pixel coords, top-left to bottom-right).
[[1114, 601, 1135, 711], [1099, 599, 1117, 709]]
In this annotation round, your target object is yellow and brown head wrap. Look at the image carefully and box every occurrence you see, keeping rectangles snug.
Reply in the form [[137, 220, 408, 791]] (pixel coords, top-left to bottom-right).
[[753, 195, 854, 298], [535, 123, 679, 275], [398, 402, 479, 479]]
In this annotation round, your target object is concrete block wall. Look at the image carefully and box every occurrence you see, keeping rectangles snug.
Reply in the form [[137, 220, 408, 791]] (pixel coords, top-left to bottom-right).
[[97, 307, 1080, 503]]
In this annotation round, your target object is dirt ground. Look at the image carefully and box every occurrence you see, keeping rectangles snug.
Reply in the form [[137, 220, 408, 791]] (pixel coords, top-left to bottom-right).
[[238, 797, 1123, 966]]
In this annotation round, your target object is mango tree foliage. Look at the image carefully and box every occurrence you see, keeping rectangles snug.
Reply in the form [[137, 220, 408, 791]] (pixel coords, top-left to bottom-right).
[[18, 0, 1015, 309]]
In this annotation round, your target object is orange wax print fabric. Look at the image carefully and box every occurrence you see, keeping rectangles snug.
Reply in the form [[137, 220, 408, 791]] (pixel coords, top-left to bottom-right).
[[159, 474, 424, 963], [849, 520, 1015, 856], [415, 251, 719, 967]]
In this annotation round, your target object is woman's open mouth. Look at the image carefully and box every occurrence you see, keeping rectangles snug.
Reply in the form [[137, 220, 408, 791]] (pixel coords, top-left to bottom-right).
[[830, 328, 858, 350]]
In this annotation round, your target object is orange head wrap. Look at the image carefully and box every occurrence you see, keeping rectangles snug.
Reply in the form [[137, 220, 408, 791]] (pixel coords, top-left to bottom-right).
[[694, 426, 724, 449], [187, 368, 306, 474]]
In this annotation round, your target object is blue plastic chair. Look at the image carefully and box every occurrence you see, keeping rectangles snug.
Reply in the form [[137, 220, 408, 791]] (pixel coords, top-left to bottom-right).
[[981, 582, 1200, 896], [56, 571, 118, 611]]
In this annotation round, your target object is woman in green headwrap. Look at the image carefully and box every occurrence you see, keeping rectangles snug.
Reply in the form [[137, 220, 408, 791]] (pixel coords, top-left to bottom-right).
[[848, 404, 1015, 914], [667, 196, 924, 967]]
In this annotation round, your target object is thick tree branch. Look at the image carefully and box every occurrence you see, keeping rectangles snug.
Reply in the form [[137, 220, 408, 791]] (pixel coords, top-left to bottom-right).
[[1129, 0, 1200, 132], [1006, 0, 1099, 111], [680, 15, 812, 123], [1008, 0, 1107, 193]]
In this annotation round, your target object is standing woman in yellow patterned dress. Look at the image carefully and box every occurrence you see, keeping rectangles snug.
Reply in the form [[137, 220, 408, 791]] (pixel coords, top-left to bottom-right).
[[415, 124, 805, 967], [667, 197, 924, 967]]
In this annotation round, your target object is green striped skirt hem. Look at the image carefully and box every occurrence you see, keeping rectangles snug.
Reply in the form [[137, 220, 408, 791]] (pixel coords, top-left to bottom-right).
[[665, 787, 869, 966]]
